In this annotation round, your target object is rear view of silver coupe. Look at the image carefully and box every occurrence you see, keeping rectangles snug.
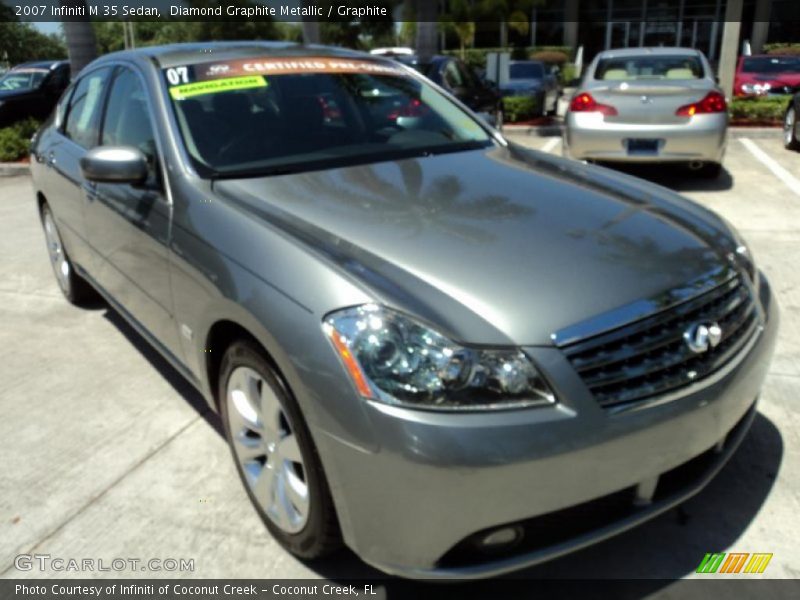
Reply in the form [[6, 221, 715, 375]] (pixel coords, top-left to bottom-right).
[[564, 48, 727, 178]]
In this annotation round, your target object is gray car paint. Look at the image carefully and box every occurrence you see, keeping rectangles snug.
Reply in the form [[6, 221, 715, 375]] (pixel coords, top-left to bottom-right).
[[30, 43, 777, 578]]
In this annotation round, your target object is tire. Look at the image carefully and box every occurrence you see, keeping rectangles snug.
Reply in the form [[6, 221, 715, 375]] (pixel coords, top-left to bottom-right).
[[784, 106, 800, 151], [219, 340, 340, 559], [696, 162, 722, 179], [40, 204, 96, 305]]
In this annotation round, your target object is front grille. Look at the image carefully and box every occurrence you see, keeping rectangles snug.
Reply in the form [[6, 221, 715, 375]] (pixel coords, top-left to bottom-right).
[[564, 276, 759, 410]]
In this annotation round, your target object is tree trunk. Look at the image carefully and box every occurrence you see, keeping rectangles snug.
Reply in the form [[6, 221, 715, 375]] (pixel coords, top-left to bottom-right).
[[414, 0, 438, 61], [60, 1, 97, 78], [500, 21, 508, 48], [301, 1, 321, 44]]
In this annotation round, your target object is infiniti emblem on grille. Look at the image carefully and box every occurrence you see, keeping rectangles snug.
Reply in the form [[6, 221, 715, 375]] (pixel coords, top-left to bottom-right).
[[683, 323, 723, 354]]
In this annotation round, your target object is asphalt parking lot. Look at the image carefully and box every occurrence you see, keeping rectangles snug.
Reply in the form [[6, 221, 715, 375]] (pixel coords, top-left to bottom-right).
[[1, 133, 798, 585]]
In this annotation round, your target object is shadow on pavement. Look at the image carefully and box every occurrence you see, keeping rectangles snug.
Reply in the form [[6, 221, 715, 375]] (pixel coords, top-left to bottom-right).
[[102, 307, 224, 437], [601, 162, 735, 193], [99, 304, 782, 596]]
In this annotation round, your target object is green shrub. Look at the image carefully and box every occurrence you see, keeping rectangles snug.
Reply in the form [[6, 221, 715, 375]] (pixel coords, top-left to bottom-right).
[[445, 45, 573, 72], [530, 50, 569, 65], [0, 118, 40, 162], [502, 95, 540, 122], [729, 97, 789, 123], [763, 43, 800, 56], [559, 62, 578, 86]]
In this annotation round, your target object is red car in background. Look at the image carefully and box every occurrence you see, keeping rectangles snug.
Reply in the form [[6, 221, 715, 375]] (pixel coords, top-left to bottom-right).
[[734, 55, 800, 96]]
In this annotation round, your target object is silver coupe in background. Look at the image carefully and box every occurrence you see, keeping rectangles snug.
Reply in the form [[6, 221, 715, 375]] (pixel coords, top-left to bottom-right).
[[564, 47, 728, 178]]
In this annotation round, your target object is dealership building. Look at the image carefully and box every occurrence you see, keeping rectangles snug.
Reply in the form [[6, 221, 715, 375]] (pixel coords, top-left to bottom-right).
[[419, 0, 799, 96], [525, 0, 799, 60]]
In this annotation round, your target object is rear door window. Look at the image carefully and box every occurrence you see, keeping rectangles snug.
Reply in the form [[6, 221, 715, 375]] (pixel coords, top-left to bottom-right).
[[594, 56, 704, 80]]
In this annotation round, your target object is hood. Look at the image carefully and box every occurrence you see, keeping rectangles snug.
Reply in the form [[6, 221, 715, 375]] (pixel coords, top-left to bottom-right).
[[213, 145, 738, 345], [735, 72, 800, 90]]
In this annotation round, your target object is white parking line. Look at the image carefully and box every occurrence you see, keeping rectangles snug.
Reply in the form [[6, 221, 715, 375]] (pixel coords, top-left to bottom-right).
[[739, 138, 800, 198], [541, 137, 560, 154]]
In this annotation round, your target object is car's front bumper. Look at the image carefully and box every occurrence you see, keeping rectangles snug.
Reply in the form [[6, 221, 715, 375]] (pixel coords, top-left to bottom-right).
[[564, 112, 727, 163], [313, 275, 777, 579]]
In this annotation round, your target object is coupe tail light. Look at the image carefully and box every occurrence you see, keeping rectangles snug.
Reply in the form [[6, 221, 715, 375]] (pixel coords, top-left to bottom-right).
[[676, 92, 727, 116], [569, 92, 618, 116]]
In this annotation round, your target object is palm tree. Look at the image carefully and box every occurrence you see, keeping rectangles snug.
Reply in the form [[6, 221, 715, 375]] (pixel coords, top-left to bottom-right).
[[440, 0, 476, 59], [478, 0, 538, 48], [60, 1, 96, 78]]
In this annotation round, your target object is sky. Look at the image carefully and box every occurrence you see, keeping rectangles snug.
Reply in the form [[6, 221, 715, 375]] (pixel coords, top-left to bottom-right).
[[34, 22, 61, 35]]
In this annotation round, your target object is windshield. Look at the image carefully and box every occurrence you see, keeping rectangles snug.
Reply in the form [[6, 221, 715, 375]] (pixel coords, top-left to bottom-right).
[[0, 69, 47, 91], [164, 56, 493, 178], [510, 63, 544, 79], [594, 56, 704, 80], [742, 56, 800, 75]]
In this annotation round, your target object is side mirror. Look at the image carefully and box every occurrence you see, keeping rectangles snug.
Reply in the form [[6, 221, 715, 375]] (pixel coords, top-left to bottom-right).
[[80, 146, 148, 184]]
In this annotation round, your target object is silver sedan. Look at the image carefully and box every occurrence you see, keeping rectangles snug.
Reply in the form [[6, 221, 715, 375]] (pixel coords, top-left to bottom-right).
[[564, 47, 727, 178]]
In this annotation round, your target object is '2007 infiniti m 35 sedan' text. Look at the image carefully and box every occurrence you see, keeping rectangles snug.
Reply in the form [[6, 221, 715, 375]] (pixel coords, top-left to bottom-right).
[[31, 43, 777, 578]]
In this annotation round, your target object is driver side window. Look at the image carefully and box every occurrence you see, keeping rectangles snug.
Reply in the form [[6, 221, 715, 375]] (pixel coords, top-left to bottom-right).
[[101, 68, 157, 169]]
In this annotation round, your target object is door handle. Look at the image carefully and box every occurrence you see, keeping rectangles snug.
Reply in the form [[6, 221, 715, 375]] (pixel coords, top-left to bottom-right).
[[82, 182, 98, 201]]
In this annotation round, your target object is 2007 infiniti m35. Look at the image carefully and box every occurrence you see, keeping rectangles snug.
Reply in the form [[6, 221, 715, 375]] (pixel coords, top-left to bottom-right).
[[31, 43, 777, 578]]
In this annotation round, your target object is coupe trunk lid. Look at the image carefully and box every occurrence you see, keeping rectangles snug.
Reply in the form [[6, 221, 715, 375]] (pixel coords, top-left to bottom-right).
[[588, 80, 715, 125]]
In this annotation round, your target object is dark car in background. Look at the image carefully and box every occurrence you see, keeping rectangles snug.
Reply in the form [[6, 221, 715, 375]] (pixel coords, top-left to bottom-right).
[[734, 55, 800, 97], [31, 42, 777, 579], [0, 60, 70, 127], [500, 60, 560, 116], [371, 48, 504, 128]]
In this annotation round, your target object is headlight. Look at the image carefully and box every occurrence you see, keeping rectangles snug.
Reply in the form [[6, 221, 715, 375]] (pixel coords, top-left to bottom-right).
[[323, 305, 555, 411], [741, 82, 771, 95]]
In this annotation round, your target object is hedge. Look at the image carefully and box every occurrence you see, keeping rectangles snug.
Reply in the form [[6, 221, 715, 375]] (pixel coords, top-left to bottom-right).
[[444, 45, 573, 73], [729, 96, 790, 124], [502, 95, 541, 123], [763, 43, 800, 56], [0, 118, 40, 162]]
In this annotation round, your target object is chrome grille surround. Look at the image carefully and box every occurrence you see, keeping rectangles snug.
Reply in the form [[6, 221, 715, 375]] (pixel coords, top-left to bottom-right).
[[560, 272, 762, 412]]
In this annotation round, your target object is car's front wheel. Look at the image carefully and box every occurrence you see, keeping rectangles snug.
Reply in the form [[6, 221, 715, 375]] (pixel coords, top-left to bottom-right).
[[784, 106, 800, 151], [219, 340, 340, 559], [40, 204, 96, 304]]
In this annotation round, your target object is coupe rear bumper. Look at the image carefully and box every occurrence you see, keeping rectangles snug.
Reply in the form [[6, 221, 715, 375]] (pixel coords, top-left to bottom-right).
[[564, 112, 727, 163]]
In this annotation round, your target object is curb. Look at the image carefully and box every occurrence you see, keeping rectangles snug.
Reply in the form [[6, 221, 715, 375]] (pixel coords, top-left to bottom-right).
[[0, 162, 30, 177], [502, 124, 783, 139]]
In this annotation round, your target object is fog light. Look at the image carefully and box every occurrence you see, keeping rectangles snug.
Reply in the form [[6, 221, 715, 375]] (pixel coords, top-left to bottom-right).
[[479, 526, 523, 548]]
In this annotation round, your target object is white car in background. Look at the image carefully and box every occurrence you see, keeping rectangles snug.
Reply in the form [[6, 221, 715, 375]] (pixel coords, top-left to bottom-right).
[[564, 47, 728, 178]]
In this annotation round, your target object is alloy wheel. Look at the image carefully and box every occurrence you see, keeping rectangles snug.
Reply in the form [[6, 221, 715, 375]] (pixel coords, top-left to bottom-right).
[[225, 366, 309, 533], [785, 108, 796, 147], [42, 209, 71, 296]]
